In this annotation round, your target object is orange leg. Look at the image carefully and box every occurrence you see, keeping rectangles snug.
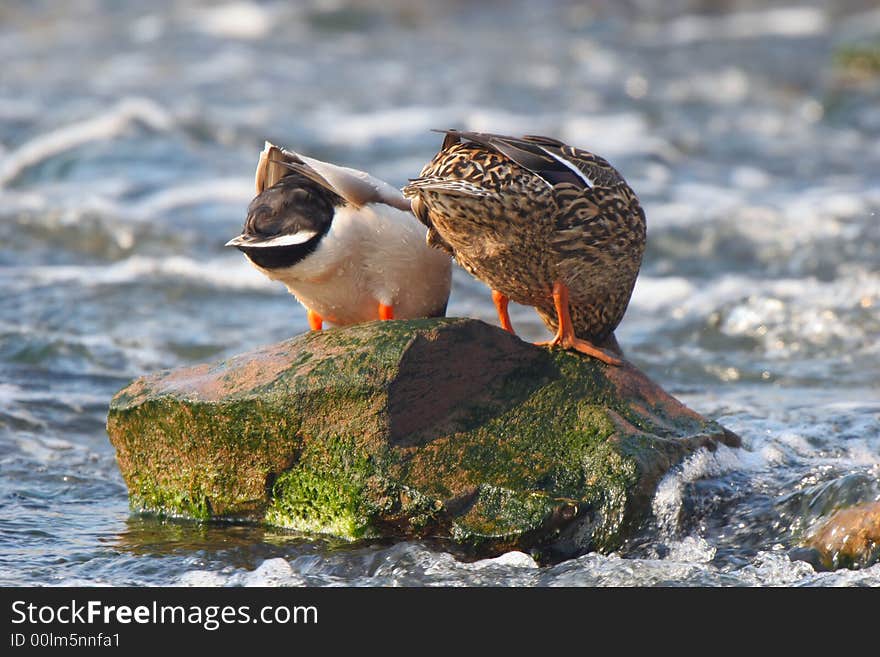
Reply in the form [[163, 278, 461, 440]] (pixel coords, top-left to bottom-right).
[[307, 308, 323, 331], [491, 289, 515, 334], [534, 281, 622, 366], [378, 303, 394, 321]]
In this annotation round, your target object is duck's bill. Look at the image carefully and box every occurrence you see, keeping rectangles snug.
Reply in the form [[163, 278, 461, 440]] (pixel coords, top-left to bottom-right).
[[225, 230, 320, 249]]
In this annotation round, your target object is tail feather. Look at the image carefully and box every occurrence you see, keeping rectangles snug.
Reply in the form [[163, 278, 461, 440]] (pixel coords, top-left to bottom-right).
[[255, 142, 294, 194], [403, 176, 494, 198]]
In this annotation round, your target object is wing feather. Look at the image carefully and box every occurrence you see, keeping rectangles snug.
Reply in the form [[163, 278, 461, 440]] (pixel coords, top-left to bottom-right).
[[431, 130, 586, 188], [403, 176, 494, 198], [256, 141, 412, 212], [430, 129, 627, 189]]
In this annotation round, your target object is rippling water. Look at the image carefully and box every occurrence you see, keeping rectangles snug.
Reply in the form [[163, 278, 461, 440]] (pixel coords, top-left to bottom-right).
[[1, 0, 878, 586]]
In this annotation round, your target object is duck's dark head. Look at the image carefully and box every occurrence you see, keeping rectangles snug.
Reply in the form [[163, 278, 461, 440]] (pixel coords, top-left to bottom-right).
[[226, 173, 343, 270]]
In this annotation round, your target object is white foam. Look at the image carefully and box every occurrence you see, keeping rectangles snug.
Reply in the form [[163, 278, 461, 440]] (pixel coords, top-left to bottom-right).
[[0, 382, 109, 410], [129, 14, 164, 43], [311, 105, 673, 162], [665, 536, 716, 564], [646, 177, 877, 235], [177, 570, 227, 587], [2, 255, 273, 292], [569, 39, 621, 82], [653, 444, 767, 533], [315, 106, 459, 147], [0, 98, 173, 187], [53, 579, 114, 588], [663, 67, 751, 105], [731, 165, 772, 190], [652, 471, 686, 534], [129, 179, 254, 219], [465, 551, 538, 570], [648, 7, 827, 45], [544, 551, 713, 587], [736, 551, 819, 586], [464, 109, 553, 139], [186, 2, 274, 40], [843, 440, 880, 467], [804, 563, 880, 587], [629, 268, 880, 361], [563, 113, 673, 159], [237, 558, 307, 587], [14, 434, 79, 463], [714, 275, 880, 356], [629, 276, 695, 312]]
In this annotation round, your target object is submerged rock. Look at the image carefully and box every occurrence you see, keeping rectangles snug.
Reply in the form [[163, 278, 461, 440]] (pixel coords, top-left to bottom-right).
[[801, 501, 880, 571], [106, 318, 740, 562]]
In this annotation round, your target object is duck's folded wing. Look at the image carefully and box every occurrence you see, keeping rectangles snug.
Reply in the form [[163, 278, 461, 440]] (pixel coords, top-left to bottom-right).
[[261, 142, 411, 213], [433, 130, 625, 190], [431, 130, 587, 188]]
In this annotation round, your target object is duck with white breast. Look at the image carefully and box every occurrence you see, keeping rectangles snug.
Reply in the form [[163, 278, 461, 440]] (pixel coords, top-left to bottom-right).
[[227, 142, 452, 330]]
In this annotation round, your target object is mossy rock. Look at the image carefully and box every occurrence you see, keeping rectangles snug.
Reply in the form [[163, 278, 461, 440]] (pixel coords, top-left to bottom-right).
[[834, 42, 880, 77], [106, 318, 740, 562]]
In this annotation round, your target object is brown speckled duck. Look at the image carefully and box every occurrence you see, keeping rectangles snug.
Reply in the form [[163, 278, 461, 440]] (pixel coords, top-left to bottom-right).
[[403, 130, 646, 365]]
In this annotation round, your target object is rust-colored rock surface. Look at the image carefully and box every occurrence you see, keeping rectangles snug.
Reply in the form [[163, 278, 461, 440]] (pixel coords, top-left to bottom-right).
[[106, 318, 740, 561], [803, 501, 880, 570]]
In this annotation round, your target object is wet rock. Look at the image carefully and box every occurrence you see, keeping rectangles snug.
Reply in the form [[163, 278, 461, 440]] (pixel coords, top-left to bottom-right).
[[786, 546, 824, 571], [802, 501, 880, 571], [778, 472, 879, 522], [106, 318, 740, 562]]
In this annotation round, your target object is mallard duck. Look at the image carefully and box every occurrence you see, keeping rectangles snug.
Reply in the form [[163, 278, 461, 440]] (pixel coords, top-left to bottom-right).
[[226, 142, 452, 329], [403, 130, 646, 365]]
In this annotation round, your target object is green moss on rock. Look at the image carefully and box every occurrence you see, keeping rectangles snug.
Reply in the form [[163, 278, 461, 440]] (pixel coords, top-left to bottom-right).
[[835, 42, 880, 77], [106, 318, 739, 561]]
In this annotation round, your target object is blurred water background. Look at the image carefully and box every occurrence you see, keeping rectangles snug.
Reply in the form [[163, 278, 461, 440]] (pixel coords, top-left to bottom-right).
[[1, 0, 879, 586]]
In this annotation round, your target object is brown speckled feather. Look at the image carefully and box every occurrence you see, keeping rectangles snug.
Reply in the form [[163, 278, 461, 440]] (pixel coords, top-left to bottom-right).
[[404, 130, 646, 344]]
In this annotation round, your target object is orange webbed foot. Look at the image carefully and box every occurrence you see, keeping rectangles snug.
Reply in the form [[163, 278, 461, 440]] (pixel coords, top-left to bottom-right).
[[534, 334, 622, 366], [491, 289, 515, 334], [307, 308, 323, 331], [534, 280, 623, 366]]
